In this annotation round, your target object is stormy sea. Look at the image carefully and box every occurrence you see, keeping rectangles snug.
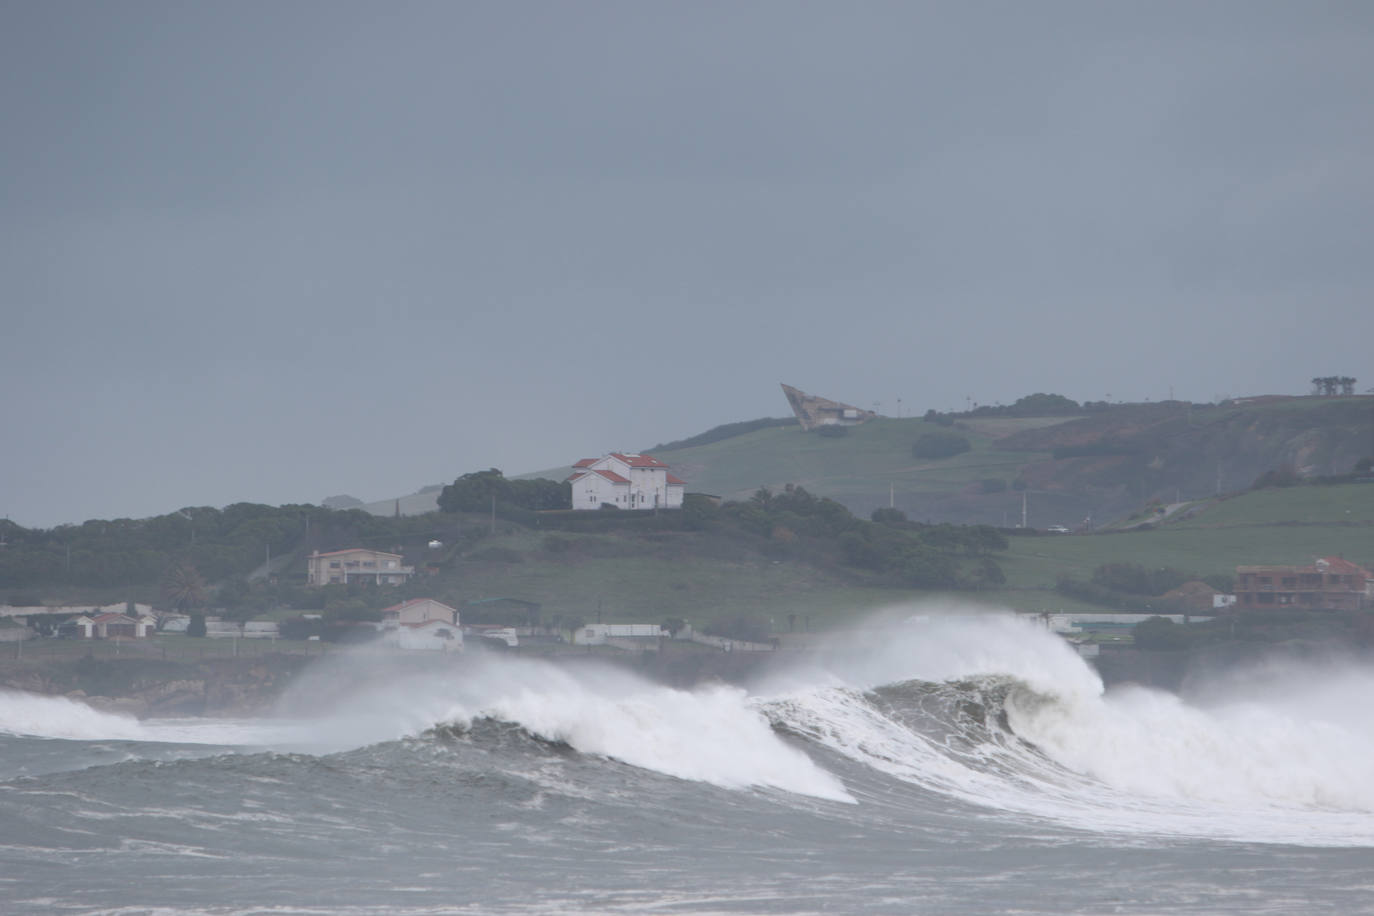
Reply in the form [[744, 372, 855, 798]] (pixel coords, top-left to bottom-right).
[[3, 612, 1373, 915]]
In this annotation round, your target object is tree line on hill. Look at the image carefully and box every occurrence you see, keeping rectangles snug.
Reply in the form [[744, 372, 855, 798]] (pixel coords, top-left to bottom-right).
[[0, 503, 447, 594], [1310, 376, 1358, 397], [710, 484, 1008, 589]]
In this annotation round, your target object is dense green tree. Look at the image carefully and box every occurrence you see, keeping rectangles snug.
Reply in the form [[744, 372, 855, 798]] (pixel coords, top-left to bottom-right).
[[1009, 392, 1080, 415], [438, 469, 509, 513], [438, 469, 570, 513], [1133, 615, 1190, 650]]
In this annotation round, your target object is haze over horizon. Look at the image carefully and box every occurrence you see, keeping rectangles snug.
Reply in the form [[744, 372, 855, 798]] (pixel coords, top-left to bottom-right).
[[4, 2, 1371, 528]]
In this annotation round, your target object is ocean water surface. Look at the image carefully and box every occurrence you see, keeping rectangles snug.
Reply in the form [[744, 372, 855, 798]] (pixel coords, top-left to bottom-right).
[[3, 611, 1373, 915]]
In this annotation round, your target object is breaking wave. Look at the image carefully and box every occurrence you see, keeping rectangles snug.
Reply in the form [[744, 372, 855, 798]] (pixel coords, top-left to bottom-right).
[[6, 610, 1374, 845]]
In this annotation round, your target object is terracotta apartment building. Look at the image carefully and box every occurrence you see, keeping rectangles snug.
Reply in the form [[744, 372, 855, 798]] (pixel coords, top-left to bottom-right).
[[307, 548, 415, 586], [1234, 556, 1374, 611]]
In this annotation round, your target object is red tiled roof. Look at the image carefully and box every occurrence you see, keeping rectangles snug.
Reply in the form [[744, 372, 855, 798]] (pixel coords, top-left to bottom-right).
[[569, 469, 630, 484], [665, 473, 686, 485], [383, 597, 455, 614], [1319, 557, 1373, 577], [573, 453, 671, 469], [610, 453, 668, 468]]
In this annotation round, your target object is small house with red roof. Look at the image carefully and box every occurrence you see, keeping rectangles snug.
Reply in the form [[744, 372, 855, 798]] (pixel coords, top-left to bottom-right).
[[382, 618, 463, 651], [381, 598, 458, 626], [567, 453, 686, 511], [1235, 556, 1374, 611], [64, 613, 156, 639]]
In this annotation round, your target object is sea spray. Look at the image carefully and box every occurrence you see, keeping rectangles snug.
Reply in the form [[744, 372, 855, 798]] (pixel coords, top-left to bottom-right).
[[756, 607, 1105, 700], [1006, 668, 1374, 813], [755, 610, 1374, 844], [273, 648, 854, 800]]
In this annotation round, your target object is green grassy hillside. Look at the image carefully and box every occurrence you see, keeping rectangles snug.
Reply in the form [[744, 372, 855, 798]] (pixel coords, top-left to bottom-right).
[[992, 482, 1374, 607], [528, 415, 1074, 526], [523, 397, 1370, 530], [387, 482, 1374, 629]]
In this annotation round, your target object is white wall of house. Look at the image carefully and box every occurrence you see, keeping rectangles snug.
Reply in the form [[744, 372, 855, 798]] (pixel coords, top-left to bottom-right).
[[571, 472, 627, 509], [383, 598, 457, 626], [384, 621, 463, 650], [569, 455, 685, 511], [573, 623, 664, 645]]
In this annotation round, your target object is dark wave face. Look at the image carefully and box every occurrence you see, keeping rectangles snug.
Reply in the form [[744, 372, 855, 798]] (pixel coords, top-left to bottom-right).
[[3, 610, 1374, 914]]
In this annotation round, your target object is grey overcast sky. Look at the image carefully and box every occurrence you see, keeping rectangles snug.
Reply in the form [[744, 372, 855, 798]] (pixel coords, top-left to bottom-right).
[[2, 1, 1371, 527]]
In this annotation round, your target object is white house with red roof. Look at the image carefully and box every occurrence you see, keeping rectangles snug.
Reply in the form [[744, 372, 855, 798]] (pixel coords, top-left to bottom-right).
[[567, 453, 686, 510], [381, 618, 463, 651], [65, 613, 157, 639]]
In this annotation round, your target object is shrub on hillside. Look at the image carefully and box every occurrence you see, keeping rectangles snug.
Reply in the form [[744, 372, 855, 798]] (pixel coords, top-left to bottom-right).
[[1251, 465, 1301, 490], [815, 424, 849, 437], [912, 431, 971, 459], [1133, 616, 1191, 650]]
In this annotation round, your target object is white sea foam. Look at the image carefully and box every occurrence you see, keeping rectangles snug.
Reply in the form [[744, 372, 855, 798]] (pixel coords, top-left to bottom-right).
[[477, 674, 853, 802], [0, 691, 147, 741], [0, 690, 312, 748], [757, 607, 1374, 845], [269, 649, 855, 800]]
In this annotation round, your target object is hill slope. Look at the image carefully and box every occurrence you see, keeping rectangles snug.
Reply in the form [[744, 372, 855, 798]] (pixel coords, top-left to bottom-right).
[[384, 396, 1371, 528]]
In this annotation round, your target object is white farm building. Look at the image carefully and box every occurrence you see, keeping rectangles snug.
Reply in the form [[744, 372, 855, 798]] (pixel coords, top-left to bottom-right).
[[567, 453, 686, 511]]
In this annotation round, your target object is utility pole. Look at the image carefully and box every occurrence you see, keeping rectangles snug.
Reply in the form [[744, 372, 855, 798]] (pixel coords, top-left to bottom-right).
[[1021, 491, 1028, 529]]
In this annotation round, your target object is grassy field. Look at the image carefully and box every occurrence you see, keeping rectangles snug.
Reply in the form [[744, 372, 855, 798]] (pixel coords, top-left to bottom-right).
[[485, 482, 1374, 624], [10, 483, 1371, 645], [1169, 484, 1374, 529], [425, 529, 901, 629], [998, 482, 1374, 591], [525, 416, 1064, 510], [647, 417, 1054, 505]]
